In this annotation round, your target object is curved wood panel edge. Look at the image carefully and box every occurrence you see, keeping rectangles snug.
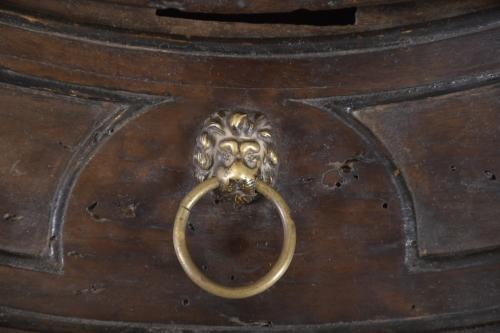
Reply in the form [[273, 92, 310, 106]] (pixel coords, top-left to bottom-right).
[[0, 67, 172, 273]]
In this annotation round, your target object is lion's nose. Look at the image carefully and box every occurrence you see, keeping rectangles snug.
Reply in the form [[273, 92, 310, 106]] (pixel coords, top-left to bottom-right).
[[228, 160, 255, 181], [216, 159, 256, 185]]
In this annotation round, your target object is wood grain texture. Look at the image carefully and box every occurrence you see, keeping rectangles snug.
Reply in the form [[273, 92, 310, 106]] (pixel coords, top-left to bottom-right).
[[104, 0, 410, 12], [354, 84, 500, 258], [0, 1, 499, 332], [0, 83, 118, 257], [1, 0, 496, 38], [0, 6, 499, 97]]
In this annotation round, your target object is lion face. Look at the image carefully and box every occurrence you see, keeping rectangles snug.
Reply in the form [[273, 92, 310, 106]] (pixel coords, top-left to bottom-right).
[[193, 111, 278, 204]]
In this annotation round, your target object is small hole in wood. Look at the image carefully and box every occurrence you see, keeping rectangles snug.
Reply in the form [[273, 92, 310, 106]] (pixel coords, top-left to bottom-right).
[[382, 202, 388, 209], [58, 141, 72, 151], [87, 201, 98, 211], [2, 213, 23, 222], [341, 164, 352, 173], [86, 201, 110, 223], [484, 170, 496, 181]]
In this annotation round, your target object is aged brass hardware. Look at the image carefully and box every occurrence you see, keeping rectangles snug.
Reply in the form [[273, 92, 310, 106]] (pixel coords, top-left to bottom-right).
[[193, 111, 279, 204], [173, 177, 296, 299], [173, 111, 296, 299]]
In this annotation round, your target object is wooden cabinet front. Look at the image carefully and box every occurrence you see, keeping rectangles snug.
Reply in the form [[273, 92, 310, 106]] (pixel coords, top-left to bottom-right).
[[0, 1, 499, 332]]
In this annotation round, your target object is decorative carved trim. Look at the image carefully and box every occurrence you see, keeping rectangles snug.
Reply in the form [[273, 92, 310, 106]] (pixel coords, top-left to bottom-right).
[[2, 304, 500, 332], [297, 72, 500, 272], [0, 68, 172, 273]]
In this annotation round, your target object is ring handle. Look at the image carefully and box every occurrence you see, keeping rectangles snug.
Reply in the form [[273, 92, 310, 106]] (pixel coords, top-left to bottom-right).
[[173, 177, 296, 299]]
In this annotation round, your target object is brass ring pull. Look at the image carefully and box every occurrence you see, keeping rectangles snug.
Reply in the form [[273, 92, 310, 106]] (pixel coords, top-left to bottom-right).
[[173, 177, 296, 299]]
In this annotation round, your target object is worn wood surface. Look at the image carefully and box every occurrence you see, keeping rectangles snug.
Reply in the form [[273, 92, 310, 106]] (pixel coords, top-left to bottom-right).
[[354, 84, 500, 257], [102, 0, 410, 12], [0, 1, 500, 332], [1, 0, 497, 38]]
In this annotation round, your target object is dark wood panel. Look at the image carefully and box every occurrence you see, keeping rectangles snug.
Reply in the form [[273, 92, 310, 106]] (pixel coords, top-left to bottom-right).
[[2, 304, 500, 333], [0, 8, 499, 98], [0, 83, 116, 258], [1, 0, 496, 39], [354, 84, 500, 257], [0, 2, 499, 332], [52, 94, 402, 324], [0, 86, 498, 331]]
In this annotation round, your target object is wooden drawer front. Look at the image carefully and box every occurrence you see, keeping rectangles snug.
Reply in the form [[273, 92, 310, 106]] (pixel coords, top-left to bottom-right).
[[0, 3, 500, 333]]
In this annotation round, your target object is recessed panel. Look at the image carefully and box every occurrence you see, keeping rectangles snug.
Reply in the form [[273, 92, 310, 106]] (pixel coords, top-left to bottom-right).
[[354, 84, 500, 257], [0, 83, 117, 257]]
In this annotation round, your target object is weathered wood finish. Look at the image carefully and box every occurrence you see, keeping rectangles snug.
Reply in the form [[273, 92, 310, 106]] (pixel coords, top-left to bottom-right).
[[0, 1, 500, 332], [1, 0, 498, 38]]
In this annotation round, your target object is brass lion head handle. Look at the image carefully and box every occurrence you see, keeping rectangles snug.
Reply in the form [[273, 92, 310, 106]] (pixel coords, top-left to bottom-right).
[[173, 111, 296, 299], [193, 111, 279, 204]]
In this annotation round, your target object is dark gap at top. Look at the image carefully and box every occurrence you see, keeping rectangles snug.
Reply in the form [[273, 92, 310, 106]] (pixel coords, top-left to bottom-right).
[[155, 8, 357, 26]]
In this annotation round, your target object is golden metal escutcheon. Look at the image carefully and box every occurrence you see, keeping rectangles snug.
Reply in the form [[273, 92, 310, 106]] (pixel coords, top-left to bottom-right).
[[173, 111, 296, 298]]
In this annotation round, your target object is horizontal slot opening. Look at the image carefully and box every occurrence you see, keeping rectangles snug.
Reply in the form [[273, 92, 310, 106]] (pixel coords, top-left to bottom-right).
[[155, 8, 357, 26]]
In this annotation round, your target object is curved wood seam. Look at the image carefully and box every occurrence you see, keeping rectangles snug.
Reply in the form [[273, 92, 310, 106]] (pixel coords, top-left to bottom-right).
[[102, 0, 409, 11], [0, 66, 170, 102], [311, 72, 500, 111], [0, 68, 173, 273], [1, 304, 500, 332], [297, 72, 500, 272], [0, 7, 499, 58], [295, 99, 419, 272]]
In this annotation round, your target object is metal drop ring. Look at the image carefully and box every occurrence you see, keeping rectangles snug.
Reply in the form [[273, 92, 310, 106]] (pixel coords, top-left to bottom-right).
[[173, 177, 296, 299]]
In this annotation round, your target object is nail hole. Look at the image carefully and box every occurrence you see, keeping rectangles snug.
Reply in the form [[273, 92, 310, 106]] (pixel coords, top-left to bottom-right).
[[322, 169, 342, 189], [484, 170, 496, 180], [86, 201, 110, 223], [3, 213, 23, 222], [382, 202, 388, 209], [58, 141, 72, 151], [87, 201, 98, 211], [181, 298, 190, 306], [301, 177, 315, 184], [230, 275, 235, 281], [341, 164, 352, 173], [450, 165, 457, 172]]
